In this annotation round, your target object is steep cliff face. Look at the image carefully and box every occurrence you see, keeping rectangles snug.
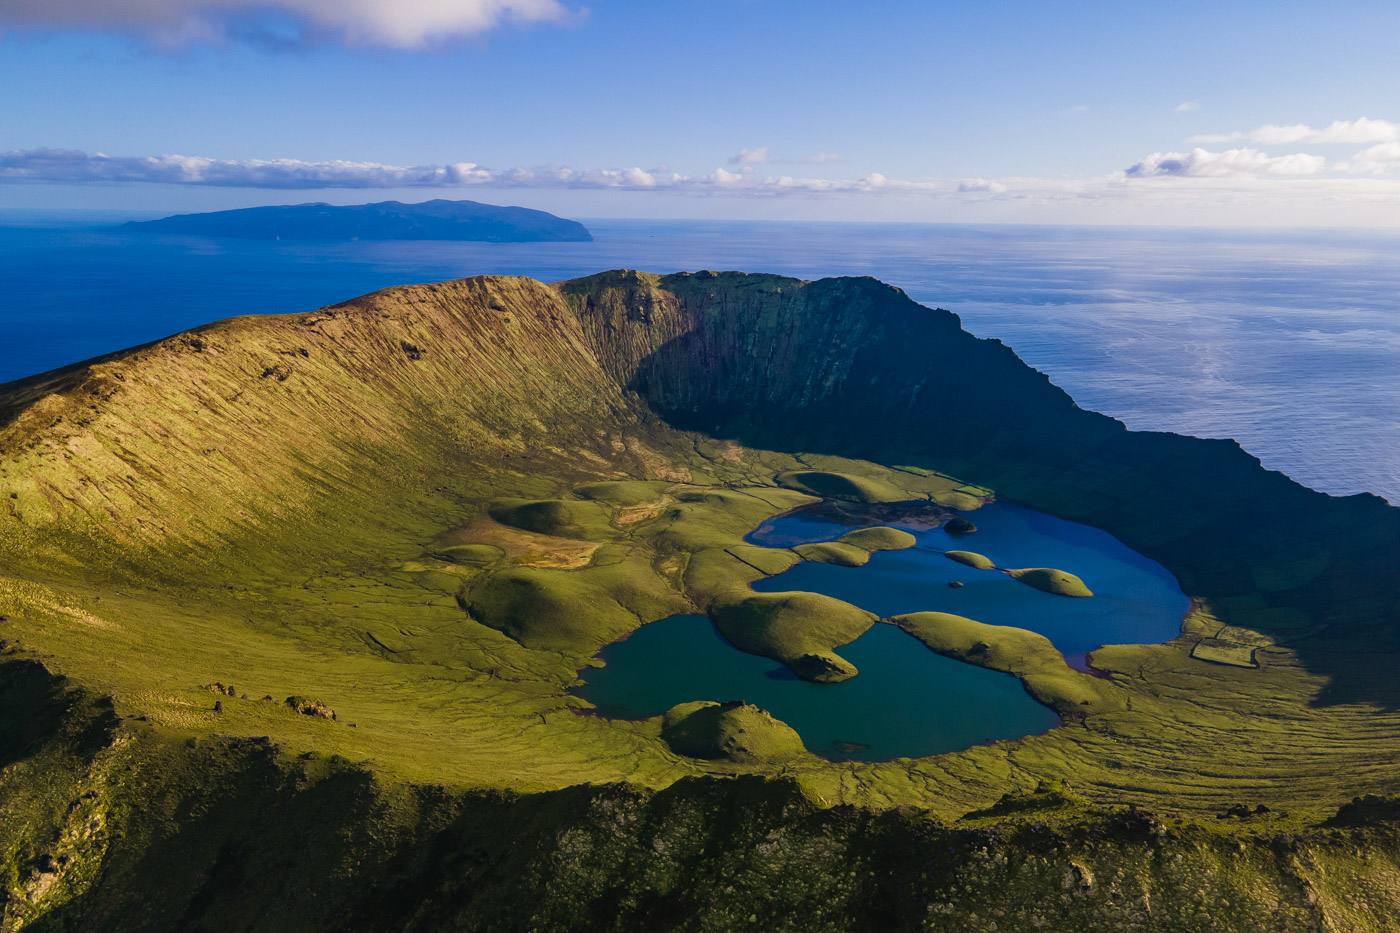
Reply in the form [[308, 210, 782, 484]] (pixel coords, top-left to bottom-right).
[[0, 276, 641, 548], [4, 270, 1400, 931]]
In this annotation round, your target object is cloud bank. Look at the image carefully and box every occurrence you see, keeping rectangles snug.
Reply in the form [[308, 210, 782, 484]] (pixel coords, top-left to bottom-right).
[[1191, 118, 1399, 147], [1126, 147, 1326, 178], [6, 141, 1400, 226], [0, 0, 573, 46], [0, 148, 936, 196], [0, 149, 499, 187], [1339, 143, 1400, 174], [1163, 117, 1400, 180]]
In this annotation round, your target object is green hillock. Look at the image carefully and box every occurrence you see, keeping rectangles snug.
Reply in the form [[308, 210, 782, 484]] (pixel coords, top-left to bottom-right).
[[775, 470, 909, 503], [656, 488, 812, 552], [462, 554, 687, 656], [945, 550, 996, 570], [432, 543, 505, 565], [725, 545, 802, 577], [793, 527, 915, 567], [1006, 567, 1094, 598], [837, 526, 916, 551], [487, 498, 615, 540], [893, 612, 1120, 715], [574, 480, 670, 507], [709, 591, 876, 682], [462, 566, 636, 654], [659, 700, 807, 762], [793, 541, 871, 567]]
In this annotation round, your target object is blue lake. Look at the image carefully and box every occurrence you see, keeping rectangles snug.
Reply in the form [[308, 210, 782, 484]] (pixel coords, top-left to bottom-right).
[[750, 502, 1191, 670], [574, 614, 1061, 762], [575, 501, 1187, 761]]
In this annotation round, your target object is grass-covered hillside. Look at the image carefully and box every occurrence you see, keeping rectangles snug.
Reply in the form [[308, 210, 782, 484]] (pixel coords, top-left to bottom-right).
[[3, 270, 1400, 930]]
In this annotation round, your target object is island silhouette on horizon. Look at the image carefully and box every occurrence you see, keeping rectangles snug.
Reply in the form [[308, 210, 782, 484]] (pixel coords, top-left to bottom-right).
[[121, 197, 593, 242]]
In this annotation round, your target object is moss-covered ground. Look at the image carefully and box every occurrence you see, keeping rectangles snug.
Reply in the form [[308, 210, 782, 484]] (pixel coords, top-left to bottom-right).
[[4, 270, 1400, 929]]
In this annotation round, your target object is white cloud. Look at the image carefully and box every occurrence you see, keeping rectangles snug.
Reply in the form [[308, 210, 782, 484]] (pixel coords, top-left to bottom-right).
[[620, 166, 656, 187], [0, 147, 960, 199], [704, 167, 743, 185], [0, 0, 574, 47], [1125, 147, 1326, 178], [729, 147, 769, 165], [1337, 142, 1400, 175], [0, 149, 499, 187], [1174, 100, 1200, 112], [1190, 117, 1399, 147], [0, 147, 974, 201], [1254, 118, 1398, 145], [1068, 104, 1090, 113], [957, 179, 1007, 194]]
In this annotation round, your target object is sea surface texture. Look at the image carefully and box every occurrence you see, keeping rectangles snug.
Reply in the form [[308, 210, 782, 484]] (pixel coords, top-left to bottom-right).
[[2, 216, 1397, 501]]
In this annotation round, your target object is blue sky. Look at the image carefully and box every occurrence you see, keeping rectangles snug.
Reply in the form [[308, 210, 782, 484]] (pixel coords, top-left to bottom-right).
[[2, 0, 1399, 224]]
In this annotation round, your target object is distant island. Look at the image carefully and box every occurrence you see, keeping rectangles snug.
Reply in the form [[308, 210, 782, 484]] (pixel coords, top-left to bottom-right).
[[120, 198, 592, 242]]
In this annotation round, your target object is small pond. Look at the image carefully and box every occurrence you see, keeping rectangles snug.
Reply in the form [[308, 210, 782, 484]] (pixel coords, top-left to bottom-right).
[[574, 501, 1189, 761]]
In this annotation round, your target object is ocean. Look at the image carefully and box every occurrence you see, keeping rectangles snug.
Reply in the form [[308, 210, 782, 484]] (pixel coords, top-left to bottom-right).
[[2, 215, 1397, 502]]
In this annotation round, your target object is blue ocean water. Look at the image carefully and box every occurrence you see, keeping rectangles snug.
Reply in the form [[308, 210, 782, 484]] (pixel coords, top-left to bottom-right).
[[3, 214, 1398, 500]]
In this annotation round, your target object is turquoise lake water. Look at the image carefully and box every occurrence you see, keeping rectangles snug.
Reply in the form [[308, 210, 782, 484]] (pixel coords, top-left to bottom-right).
[[575, 501, 1187, 761], [574, 614, 1061, 762]]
